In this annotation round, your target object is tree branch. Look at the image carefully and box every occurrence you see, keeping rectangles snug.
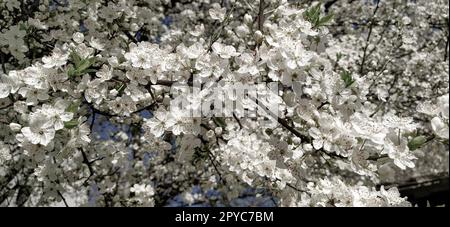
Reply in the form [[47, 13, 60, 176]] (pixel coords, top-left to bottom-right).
[[359, 0, 381, 75], [257, 0, 265, 31], [57, 190, 69, 207]]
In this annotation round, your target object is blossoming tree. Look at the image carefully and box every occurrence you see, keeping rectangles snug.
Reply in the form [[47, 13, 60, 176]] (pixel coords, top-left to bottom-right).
[[0, 0, 448, 207]]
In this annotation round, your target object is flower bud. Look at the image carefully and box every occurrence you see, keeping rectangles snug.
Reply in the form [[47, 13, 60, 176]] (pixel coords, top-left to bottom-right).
[[214, 126, 223, 135], [72, 32, 84, 44], [130, 23, 140, 32], [206, 130, 215, 138], [9, 123, 22, 132], [292, 137, 302, 145], [244, 14, 253, 25], [254, 30, 264, 44]]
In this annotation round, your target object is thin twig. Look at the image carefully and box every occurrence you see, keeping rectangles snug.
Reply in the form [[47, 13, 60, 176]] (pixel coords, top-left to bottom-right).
[[90, 111, 96, 131], [286, 183, 307, 193], [249, 96, 311, 143], [207, 151, 227, 185], [360, 0, 381, 75], [232, 112, 243, 129], [57, 190, 69, 207], [0, 51, 7, 74]]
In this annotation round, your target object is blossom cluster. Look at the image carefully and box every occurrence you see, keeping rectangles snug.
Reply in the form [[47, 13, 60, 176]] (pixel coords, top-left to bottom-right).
[[0, 0, 448, 207]]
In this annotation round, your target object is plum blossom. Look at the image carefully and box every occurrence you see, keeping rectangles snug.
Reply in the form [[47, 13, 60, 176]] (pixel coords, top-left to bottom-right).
[[0, 0, 446, 208]]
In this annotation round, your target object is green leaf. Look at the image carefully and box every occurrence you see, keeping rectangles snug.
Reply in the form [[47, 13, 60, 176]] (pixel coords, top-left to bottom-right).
[[318, 13, 334, 27], [116, 83, 126, 95], [66, 101, 79, 113], [70, 51, 82, 67], [64, 120, 79, 129], [77, 57, 96, 73], [336, 52, 343, 61], [340, 70, 355, 88], [68, 50, 97, 77], [213, 117, 226, 128], [287, 136, 293, 145], [303, 1, 334, 29], [408, 136, 427, 151], [67, 65, 76, 77], [19, 23, 28, 31], [82, 69, 98, 74], [304, 4, 321, 24]]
